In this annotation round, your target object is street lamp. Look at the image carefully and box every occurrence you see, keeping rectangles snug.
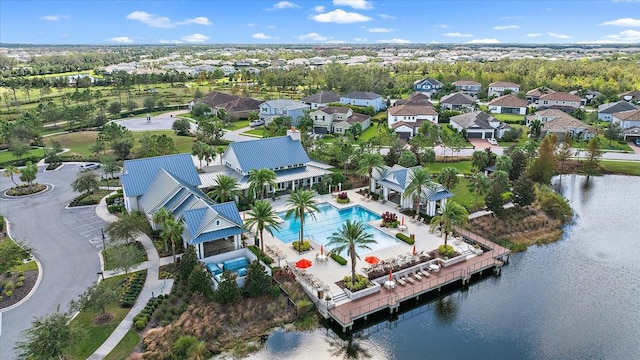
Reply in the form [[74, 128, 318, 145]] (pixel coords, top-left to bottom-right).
[[101, 228, 107, 262]]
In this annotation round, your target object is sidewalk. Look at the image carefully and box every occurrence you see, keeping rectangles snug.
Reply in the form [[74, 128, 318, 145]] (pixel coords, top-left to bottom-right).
[[87, 196, 174, 360]]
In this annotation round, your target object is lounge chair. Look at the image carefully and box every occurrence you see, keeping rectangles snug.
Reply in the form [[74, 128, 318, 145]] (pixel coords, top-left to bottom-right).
[[396, 277, 407, 286], [412, 272, 423, 281], [419, 269, 430, 277], [404, 276, 415, 284]]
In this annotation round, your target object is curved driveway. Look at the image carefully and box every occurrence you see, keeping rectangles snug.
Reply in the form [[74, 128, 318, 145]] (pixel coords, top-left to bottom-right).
[[0, 164, 104, 360]]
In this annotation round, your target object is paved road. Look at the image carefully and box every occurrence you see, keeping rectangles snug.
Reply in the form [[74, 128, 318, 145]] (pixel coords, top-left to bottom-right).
[[0, 164, 103, 360], [114, 110, 194, 132]]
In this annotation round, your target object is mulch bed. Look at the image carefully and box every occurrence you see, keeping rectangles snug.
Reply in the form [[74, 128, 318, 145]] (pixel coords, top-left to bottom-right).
[[0, 270, 38, 309]]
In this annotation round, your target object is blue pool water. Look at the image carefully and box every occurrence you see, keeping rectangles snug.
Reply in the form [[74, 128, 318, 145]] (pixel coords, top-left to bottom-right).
[[273, 203, 401, 254]]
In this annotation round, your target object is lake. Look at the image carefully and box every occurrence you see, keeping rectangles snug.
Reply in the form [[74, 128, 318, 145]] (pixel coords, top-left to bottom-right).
[[246, 175, 640, 360]]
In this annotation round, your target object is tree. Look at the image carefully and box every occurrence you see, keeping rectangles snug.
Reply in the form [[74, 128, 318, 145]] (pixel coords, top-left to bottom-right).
[[19, 161, 38, 188], [529, 119, 542, 140], [214, 270, 241, 304], [207, 174, 242, 203], [484, 183, 506, 217], [467, 172, 491, 211], [101, 154, 122, 188], [585, 137, 602, 175], [152, 207, 173, 251], [126, 99, 138, 112], [108, 101, 122, 117], [248, 168, 277, 200], [404, 167, 432, 215], [398, 150, 418, 167], [530, 135, 558, 184], [72, 281, 119, 315], [242, 200, 281, 253], [9, 139, 29, 160], [2, 164, 20, 187], [471, 150, 490, 172], [0, 239, 31, 274], [349, 123, 363, 140], [285, 189, 319, 250], [109, 242, 146, 274], [326, 220, 376, 289], [506, 147, 528, 180], [604, 122, 622, 146], [143, 97, 156, 112], [436, 167, 459, 190], [172, 118, 191, 136], [71, 171, 100, 195], [161, 218, 184, 263], [556, 139, 574, 171], [495, 155, 512, 174], [357, 152, 385, 193], [111, 137, 135, 159], [15, 307, 82, 360], [429, 201, 469, 246], [137, 133, 177, 158], [244, 260, 272, 297], [188, 262, 214, 298], [512, 174, 536, 207], [105, 211, 149, 244], [492, 170, 510, 193], [191, 140, 210, 169]]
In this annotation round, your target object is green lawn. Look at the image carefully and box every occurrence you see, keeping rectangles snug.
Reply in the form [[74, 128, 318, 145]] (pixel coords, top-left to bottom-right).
[[599, 160, 640, 176], [68, 272, 142, 359], [357, 124, 380, 142], [103, 242, 148, 271], [131, 131, 195, 153], [0, 148, 44, 163], [104, 330, 139, 360], [492, 113, 526, 122], [224, 119, 250, 130], [13, 260, 38, 272], [242, 129, 265, 137], [449, 177, 484, 212], [426, 160, 474, 175]]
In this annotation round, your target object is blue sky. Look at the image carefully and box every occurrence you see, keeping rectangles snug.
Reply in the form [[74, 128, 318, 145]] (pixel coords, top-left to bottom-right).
[[1, 0, 640, 45]]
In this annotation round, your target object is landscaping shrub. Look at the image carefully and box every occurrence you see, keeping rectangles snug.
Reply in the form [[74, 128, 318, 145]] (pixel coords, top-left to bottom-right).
[[247, 245, 274, 265], [107, 204, 126, 214], [438, 244, 456, 258], [69, 193, 100, 206], [395, 232, 415, 245], [381, 212, 399, 228], [331, 253, 347, 265], [119, 271, 146, 308], [336, 192, 350, 204], [342, 274, 369, 291], [134, 318, 147, 330], [292, 240, 311, 252]]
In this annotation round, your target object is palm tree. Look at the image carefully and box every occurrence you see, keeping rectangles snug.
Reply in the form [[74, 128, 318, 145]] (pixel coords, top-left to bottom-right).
[[248, 168, 277, 200], [429, 201, 469, 246], [2, 164, 20, 187], [285, 189, 319, 250], [161, 218, 184, 263], [207, 174, 242, 203], [357, 153, 385, 193], [242, 200, 281, 253], [436, 167, 459, 190], [152, 208, 173, 251], [326, 220, 376, 288], [404, 167, 432, 215], [191, 140, 209, 169], [467, 172, 491, 211]]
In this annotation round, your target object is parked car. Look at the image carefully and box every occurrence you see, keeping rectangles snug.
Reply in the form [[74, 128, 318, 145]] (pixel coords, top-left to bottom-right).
[[635, 139, 640, 147], [80, 163, 101, 171], [488, 138, 498, 145], [249, 120, 265, 128]]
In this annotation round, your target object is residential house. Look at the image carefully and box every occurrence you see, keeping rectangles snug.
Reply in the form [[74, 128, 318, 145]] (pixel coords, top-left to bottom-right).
[[526, 87, 555, 104], [387, 104, 439, 140], [488, 81, 520, 97], [219, 65, 236, 76], [611, 109, 640, 131], [394, 92, 434, 107], [619, 89, 640, 103], [488, 94, 528, 115], [450, 111, 511, 139], [301, 91, 341, 110], [340, 91, 385, 112], [120, 153, 245, 260], [199, 128, 333, 195], [598, 101, 638, 121], [570, 89, 601, 105], [526, 109, 595, 140], [372, 165, 454, 216], [439, 92, 476, 112], [452, 80, 482, 97], [259, 99, 310, 125], [333, 113, 371, 135], [413, 78, 443, 97], [191, 91, 262, 120], [310, 106, 371, 134], [538, 92, 582, 111]]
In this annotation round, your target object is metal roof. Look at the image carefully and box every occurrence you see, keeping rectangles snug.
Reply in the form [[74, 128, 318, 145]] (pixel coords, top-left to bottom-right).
[[121, 153, 200, 197], [190, 227, 246, 245], [226, 136, 311, 172], [211, 202, 243, 227]]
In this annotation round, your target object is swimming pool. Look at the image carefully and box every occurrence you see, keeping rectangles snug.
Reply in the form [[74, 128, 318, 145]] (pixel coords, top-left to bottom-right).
[[273, 202, 401, 255]]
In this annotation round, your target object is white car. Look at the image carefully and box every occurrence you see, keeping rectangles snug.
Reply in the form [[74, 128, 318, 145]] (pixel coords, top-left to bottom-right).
[[80, 163, 101, 171], [488, 138, 498, 145], [249, 120, 265, 128]]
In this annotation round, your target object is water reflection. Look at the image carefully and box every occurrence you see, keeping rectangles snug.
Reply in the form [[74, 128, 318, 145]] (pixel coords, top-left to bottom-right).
[[326, 331, 374, 359], [433, 294, 459, 324]]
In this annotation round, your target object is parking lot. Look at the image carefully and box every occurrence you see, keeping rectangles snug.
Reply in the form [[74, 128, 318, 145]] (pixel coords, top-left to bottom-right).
[[61, 206, 109, 249]]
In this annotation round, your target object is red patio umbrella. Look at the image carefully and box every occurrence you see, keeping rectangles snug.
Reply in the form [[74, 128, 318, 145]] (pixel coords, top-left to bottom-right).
[[364, 256, 380, 265], [320, 245, 324, 255], [296, 258, 313, 269], [412, 245, 417, 256], [402, 216, 404, 226], [389, 270, 393, 281]]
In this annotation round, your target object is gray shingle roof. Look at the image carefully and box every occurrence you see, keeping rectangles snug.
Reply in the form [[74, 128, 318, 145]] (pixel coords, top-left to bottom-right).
[[450, 111, 497, 130], [598, 101, 638, 114], [226, 136, 310, 172], [301, 91, 341, 104], [342, 91, 382, 100], [121, 153, 201, 197], [261, 99, 310, 110], [440, 92, 475, 105]]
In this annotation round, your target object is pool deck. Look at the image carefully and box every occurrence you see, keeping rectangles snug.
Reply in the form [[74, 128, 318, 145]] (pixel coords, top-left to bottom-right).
[[242, 188, 510, 331]]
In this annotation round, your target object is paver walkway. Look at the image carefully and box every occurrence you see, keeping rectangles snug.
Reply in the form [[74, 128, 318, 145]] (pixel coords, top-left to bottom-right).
[[87, 194, 174, 360]]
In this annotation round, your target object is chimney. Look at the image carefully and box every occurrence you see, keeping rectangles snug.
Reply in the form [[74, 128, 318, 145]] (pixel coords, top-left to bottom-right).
[[287, 127, 300, 141]]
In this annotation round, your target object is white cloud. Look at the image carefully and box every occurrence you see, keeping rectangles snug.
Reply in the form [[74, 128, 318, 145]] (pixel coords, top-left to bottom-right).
[[269, 1, 300, 10], [468, 38, 501, 44], [126, 11, 211, 28], [180, 33, 209, 43], [106, 36, 134, 44], [252, 32, 278, 40], [435, 24, 449, 29], [378, 38, 411, 44], [247, 23, 257, 27], [547, 32, 572, 39], [493, 25, 519, 30], [298, 32, 329, 41], [267, 25, 277, 29], [311, 9, 372, 23], [368, 27, 393, 33], [599, 18, 640, 27], [526, 33, 542, 37], [41, 14, 70, 21], [379, 14, 396, 19], [603, 29, 640, 42], [443, 32, 473, 37], [159, 39, 183, 44], [333, 0, 373, 10], [326, 40, 347, 43], [314, 5, 325, 12]]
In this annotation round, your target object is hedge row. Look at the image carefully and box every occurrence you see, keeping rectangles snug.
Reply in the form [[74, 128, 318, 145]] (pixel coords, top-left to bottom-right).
[[396, 232, 415, 245], [120, 272, 146, 308], [331, 253, 347, 266]]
